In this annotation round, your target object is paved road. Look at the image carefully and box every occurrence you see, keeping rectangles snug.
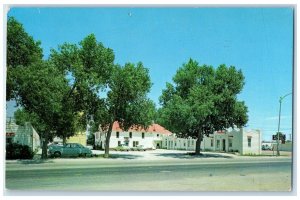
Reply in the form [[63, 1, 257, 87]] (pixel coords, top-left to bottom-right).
[[5, 158, 292, 192]]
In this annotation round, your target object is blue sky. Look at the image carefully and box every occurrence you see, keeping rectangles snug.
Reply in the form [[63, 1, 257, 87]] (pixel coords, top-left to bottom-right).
[[6, 7, 294, 141]]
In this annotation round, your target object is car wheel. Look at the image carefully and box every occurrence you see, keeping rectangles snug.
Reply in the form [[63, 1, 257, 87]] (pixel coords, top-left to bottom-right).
[[54, 152, 61, 158]]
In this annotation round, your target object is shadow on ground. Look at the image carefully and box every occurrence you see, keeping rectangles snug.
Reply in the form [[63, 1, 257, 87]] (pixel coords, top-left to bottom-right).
[[154, 152, 234, 159], [16, 159, 54, 165], [103, 154, 144, 160]]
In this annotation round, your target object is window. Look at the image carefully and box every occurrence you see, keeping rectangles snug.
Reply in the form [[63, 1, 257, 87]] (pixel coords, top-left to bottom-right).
[[118, 141, 121, 146], [211, 139, 214, 147], [183, 143, 186, 147], [187, 140, 190, 147], [248, 137, 252, 147], [133, 141, 139, 147], [191, 140, 194, 146], [157, 134, 159, 137], [116, 132, 119, 138], [217, 140, 220, 148], [142, 132, 145, 139], [175, 142, 177, 146], [229, 139, 232, 147], [129, 132, 132, 138]]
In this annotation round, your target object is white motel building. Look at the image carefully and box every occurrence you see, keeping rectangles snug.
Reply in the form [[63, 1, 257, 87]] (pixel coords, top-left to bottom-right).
[[95, 121, 262, 155]]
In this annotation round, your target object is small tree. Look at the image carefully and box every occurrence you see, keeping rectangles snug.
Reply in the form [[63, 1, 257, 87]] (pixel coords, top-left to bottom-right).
[[158, 59, 248, 155]]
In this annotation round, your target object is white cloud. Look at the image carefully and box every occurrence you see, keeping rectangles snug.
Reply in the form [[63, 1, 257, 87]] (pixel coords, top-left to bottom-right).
[[265, 115, 291, 121]]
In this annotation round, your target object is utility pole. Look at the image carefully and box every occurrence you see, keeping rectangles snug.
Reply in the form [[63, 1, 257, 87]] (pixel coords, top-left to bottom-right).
[[276, 92, 292, 156]]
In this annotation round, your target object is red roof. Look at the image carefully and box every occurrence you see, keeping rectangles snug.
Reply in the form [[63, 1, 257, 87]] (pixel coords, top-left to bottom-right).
[[216, 130, 225, 134], [112, 121, 172, 135]]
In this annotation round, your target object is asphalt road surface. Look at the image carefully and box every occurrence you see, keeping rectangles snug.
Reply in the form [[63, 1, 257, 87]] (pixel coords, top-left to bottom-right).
[[5, 158, 292, 192]]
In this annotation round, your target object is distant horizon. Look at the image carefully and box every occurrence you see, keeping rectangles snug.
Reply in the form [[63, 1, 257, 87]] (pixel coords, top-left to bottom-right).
[[6, 7, 294, 141]]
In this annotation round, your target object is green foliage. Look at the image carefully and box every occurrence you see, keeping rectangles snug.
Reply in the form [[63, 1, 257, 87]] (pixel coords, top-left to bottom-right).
[[6, 17, 43, 100], [7, 17, 43, 67], [8, 19, 155, 159], [107, 62, 154, 130], [93, 62, 155, 157], [6, 143, 34, 160], [158, 59, 248, 153], [14, 109, 48, 135], [49, 34, 115, 131]]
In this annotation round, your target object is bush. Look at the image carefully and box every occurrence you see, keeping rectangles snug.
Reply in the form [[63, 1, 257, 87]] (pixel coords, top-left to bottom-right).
[[6, 143, 34, 160]]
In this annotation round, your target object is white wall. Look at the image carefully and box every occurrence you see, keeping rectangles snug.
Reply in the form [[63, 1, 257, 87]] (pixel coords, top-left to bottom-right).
[[13, 122, 40, 151], [104, 131, 164, 149], [161, 135, 196, 150], [240, 129, 261, 155], [161, 128, 261, 155]]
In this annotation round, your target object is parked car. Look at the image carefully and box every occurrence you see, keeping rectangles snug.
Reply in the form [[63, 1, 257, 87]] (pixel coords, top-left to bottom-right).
[[136, 145, 146, 151], [262, 145, 272, 150], [48, 143, 92, 158], [114, 144, 130, 151]]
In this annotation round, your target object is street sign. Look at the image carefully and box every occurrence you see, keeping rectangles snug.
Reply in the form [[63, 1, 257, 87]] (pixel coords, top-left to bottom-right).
[[272, 134, 286, 142]]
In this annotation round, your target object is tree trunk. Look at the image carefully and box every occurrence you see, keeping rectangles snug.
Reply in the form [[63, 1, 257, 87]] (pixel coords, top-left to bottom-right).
[[195, 132, 202, 155], [41, 132, 48, 159], [63, 136, 66, 145], [104, 122, 114, 158]]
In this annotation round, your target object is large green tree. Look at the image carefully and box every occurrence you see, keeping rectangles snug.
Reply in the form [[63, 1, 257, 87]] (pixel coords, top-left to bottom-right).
[[93, 62, 156, 158], [158, 59, 248, 155], [6, 17, 43, 100], [13, 60, 72, 158], [51, 35, 155, 158], [49, 34, 115, 134]]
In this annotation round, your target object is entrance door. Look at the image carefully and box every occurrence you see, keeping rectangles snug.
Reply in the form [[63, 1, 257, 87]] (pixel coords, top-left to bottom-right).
[[222, 139, 226, 151], [154, 141, 162, 149], [124, 137, 129, 146]]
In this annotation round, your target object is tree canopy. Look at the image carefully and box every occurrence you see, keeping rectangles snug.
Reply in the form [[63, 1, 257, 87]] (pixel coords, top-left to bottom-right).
[[158, 59, 248, 154], [6, 17, 43, 101], [50, 35, 155, 158], [92, 62, 155, 158]]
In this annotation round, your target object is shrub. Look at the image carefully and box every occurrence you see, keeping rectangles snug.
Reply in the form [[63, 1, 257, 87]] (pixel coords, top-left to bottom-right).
[[6, 143, 34, 160]]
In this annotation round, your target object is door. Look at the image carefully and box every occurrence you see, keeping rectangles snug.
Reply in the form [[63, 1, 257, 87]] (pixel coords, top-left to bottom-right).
[[63, 144, 73, 157], [124, 137, 129, 146], [222, 139, 226, 151]]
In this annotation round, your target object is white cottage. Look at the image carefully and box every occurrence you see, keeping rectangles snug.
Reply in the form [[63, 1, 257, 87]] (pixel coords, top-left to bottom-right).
[[94, 121, 172, 149]]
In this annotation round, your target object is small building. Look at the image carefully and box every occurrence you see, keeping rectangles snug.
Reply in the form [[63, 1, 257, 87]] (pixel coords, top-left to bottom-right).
[[162, 128, 262, 155], [66, 131, 87, 146], [94, 121, 172, 149], [52, 131, 87, 146], [6, 118, 41, 152]]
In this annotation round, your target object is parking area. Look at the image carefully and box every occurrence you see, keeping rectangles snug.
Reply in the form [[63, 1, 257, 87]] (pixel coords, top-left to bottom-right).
[[34, 148, 292, 161], [89, 149, 251, 161]]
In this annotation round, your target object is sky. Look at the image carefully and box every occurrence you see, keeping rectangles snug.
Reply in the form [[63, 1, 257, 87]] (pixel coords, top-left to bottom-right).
[[6, 7, 294, 141]]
